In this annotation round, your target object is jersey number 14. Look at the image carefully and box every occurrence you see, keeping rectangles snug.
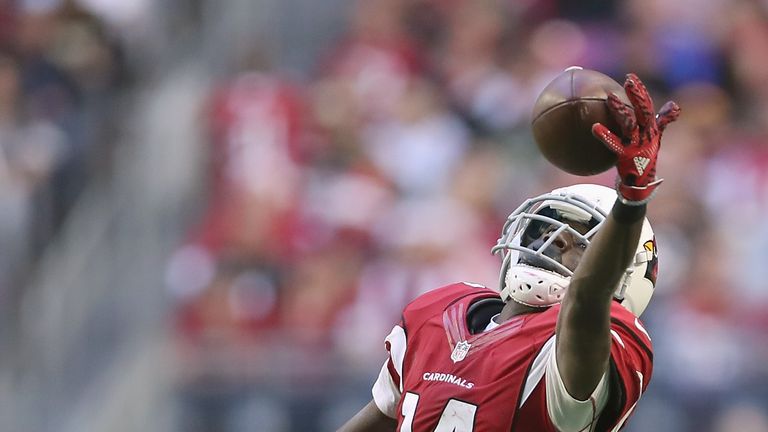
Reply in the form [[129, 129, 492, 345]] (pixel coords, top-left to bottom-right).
[[400, 392, 478, 431]]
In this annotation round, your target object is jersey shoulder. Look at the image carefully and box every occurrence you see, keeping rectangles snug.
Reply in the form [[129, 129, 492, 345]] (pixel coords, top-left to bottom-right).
[[401, 282, 498, 331], [608, 302, 653, 356]]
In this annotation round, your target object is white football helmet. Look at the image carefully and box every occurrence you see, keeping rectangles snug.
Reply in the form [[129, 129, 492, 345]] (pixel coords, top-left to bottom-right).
[[492, 184, 658, 317]]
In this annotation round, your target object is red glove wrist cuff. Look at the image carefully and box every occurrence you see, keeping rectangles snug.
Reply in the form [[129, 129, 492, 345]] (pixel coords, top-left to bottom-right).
[[616, 178, 663, 205]]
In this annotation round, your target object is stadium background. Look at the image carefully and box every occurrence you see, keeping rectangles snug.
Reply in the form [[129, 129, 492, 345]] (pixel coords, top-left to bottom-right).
[[1, 0, 767, 431]]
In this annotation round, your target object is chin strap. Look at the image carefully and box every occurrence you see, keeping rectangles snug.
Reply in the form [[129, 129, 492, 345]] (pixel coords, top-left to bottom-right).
[[502, 265, 570, 308]]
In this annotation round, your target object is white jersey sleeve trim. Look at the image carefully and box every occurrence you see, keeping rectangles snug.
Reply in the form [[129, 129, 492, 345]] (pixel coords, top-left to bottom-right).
[[386, 325, 407, 391], [610, 329, 625, 348], [371, 325, 407, 418], [372, 361, 400, 418], [519, 335, 556, 407], [545, 338, 610, 432], [610, 371, 643, 432]]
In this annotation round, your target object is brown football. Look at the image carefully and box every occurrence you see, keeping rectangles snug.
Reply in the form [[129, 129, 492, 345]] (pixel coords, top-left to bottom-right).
[[531, 67, 630, 176]]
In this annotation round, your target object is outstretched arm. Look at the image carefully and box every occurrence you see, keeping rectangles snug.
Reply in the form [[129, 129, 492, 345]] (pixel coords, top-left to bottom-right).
[[338, 400, 397, 432], [555, 73, 680, 400], [556, 201, 645, 400]]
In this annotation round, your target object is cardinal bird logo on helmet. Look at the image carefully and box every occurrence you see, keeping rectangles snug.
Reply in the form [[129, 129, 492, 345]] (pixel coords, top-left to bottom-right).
[[643, 238, 658, 285]]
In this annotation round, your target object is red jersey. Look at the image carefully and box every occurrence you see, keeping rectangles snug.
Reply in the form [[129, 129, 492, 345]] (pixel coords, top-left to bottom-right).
[[373, 282, 653, 431]]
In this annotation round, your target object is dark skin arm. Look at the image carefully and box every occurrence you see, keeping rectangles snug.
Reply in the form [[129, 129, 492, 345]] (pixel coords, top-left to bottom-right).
[[555, 202, 645, 400], [556, 72, 680, 401], [337, 400, 397, 432]]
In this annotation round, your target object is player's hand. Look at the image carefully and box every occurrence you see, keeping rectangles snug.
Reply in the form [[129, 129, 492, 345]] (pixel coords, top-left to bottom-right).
[[591, 73, 680, 205]]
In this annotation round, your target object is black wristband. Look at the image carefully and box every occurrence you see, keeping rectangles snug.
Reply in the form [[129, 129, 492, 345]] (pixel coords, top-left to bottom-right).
[[612, 200, 647, 223]]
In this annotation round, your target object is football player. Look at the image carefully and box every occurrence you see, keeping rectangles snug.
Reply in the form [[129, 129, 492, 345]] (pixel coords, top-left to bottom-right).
[[338, 73, 680, 432]]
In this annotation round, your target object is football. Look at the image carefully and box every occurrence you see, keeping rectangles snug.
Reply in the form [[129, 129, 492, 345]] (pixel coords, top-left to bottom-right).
[[531, 66, 631, 176]]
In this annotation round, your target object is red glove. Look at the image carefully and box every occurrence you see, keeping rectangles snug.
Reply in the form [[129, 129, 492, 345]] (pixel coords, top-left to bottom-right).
[[592, 74, 680, 205]]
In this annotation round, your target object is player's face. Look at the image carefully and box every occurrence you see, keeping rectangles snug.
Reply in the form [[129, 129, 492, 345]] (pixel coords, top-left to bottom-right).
[[519, 214, 592, 276]]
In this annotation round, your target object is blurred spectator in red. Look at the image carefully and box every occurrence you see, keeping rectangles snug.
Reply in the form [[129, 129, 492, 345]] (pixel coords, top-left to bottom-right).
[[199, 58, 307, 261], [319, 0, 421, 123], [0, 0, 16, 45], [168, 50, 311, 364]]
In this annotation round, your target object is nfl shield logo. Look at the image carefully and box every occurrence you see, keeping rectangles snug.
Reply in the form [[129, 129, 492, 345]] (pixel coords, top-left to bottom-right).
[[451, 341, 471, 363]]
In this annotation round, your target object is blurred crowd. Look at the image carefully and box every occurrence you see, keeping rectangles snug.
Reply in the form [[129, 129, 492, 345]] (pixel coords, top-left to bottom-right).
[[4, 0, 768, 431], [165, 1, 768, 431], [0, 0, 127, 342]]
